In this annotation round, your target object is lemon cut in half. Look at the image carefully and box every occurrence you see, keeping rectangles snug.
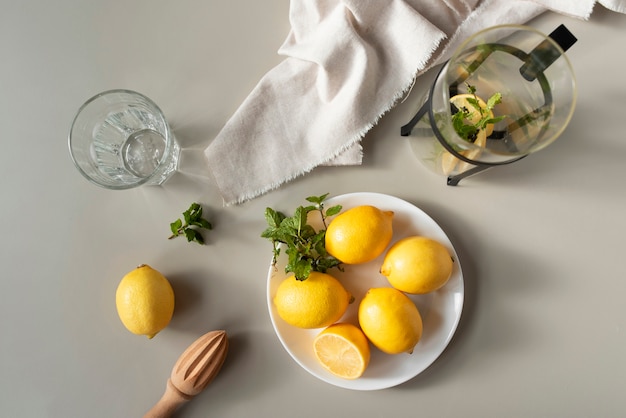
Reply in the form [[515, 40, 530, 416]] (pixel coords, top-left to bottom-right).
[[313, 323, 371, 379], [441, 93, 494, 175]]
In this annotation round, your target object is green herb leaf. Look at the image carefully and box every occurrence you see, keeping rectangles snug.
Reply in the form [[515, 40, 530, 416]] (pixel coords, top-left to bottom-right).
[[197, 219, 213, 230], [262, 194, 343, 281], [170, 219, 183, 235], [184, 228, 196, 242], [265, 207, 285, 229], [466, 97, 482, 112], [169, 202, 213, 245], [477, 115, 507, 130], [487, 92, 502, 110], [305, 193, 329, 205], [452, 84, 506, 142], [326, 205, 342, 217], [192, 230, 205, 245]]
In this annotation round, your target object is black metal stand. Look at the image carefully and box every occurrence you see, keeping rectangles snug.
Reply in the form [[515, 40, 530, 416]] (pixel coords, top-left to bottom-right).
[[400, 85, 508, 186]]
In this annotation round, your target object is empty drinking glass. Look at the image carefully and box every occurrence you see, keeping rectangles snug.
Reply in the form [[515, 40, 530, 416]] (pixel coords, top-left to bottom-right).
[[68, 89, 180, 189]]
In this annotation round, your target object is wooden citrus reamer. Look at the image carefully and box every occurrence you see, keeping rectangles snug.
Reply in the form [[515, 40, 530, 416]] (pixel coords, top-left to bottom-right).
[[143, 330, 229, 418]]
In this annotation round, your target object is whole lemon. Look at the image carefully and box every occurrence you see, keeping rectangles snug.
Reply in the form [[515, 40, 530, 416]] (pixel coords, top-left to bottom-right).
[[325, 205, 394, 264], [381, 236, 453, 294], [115, 264, 175, 339], [358, 287, 422, 354], [273, 272, 352, 329]]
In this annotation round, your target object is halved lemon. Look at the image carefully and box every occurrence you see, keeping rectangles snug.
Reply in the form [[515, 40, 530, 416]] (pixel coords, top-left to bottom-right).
[[441, 93, 494, 174], [313, 323, 371, 379], [456, 128, 487, 173], [449, 93, 495, 137]]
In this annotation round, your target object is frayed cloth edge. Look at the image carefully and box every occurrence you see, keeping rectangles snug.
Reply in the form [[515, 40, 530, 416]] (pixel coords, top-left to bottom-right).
[[222, 34, 447, 206]]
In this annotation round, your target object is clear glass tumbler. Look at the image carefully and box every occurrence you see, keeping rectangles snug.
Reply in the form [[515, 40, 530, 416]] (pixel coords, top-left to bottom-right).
[[68, 89, 180, 189], [402, 25, 577, 185]]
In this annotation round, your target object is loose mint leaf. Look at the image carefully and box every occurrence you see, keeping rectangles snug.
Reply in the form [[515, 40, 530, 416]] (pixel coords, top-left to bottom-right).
[[169, 202, 212, 245], [184, 228, 196, 242], [197, 219, 212, 230], [170, 219, 183, 235], [194, 232, 205, 245], [183, 209, 192, 224]]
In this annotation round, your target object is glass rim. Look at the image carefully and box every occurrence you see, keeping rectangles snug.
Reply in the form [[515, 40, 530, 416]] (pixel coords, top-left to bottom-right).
[[67, 89, 173, 190]]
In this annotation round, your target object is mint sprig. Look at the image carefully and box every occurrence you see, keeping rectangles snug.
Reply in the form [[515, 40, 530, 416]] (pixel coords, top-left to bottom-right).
[[261, 193, 343, 281], [452, 84, 506, 143], [169, 202, 212, 245]]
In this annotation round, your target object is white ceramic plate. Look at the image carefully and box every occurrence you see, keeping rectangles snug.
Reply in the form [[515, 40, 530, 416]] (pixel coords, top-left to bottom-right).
[[266, 192, 464, 390]]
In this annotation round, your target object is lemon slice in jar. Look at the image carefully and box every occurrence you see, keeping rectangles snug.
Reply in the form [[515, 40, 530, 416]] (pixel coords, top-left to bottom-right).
[[450, 93, 495, 137], [441, 93, 494, 174]]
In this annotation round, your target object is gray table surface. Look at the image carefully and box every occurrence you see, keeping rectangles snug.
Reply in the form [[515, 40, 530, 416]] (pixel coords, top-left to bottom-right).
[[2, 2, 626, 417]]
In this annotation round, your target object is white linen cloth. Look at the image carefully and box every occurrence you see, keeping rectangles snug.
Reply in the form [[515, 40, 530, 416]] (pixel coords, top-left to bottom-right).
[[204, 0, 626, 205]]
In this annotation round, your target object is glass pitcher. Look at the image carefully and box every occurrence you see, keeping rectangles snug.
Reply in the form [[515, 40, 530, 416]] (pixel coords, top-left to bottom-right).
[[401, 24, 577, 185]]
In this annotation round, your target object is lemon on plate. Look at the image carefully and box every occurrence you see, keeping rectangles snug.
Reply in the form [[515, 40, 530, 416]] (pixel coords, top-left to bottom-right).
[[313, 323, 371, 379], [273, 272, 352, 329], [325, 205, 394, 264], [115, 264, 175, 339], [358, 287, 423, 355], [381, 236, 453, 294]]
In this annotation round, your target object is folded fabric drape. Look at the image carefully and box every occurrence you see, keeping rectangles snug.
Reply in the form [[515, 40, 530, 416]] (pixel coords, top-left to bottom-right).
[[204, 0, 626, 205]]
